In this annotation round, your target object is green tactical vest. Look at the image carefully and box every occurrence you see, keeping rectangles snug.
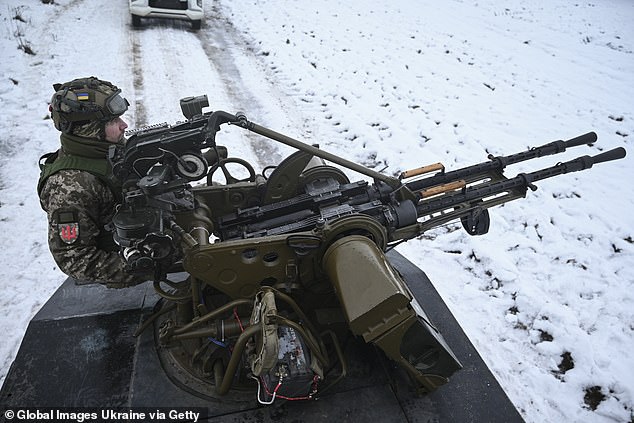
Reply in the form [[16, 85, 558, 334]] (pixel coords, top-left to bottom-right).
[[37, 133, 121, 199], [37, 134, 122, 251], [37, 151, 116, 194]]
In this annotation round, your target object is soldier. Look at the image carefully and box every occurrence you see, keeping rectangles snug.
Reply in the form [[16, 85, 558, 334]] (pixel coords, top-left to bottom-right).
[[37, 76, 145, 288]]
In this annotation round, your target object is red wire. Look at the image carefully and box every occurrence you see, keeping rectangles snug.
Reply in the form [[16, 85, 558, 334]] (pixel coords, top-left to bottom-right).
[[260, 376, 314, 401], [233, 307, 244, 332]]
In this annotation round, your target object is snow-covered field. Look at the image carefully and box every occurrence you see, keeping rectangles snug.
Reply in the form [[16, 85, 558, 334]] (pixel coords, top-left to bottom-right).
[[1, 1, 632, 421]]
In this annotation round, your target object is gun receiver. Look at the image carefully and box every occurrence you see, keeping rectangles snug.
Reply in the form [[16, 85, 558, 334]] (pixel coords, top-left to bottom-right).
[[109, 103, 626, 401]]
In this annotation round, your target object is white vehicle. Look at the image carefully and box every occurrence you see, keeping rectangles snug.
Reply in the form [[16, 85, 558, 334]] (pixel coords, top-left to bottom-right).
[[129, 0, 203, 30]]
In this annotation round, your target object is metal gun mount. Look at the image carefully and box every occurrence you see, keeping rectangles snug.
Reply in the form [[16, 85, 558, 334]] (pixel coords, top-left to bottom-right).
[[107, 97, 626, 404]]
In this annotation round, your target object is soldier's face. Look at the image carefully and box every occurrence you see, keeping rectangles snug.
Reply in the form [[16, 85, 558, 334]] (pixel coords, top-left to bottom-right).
[[104, 117, 128, 143]]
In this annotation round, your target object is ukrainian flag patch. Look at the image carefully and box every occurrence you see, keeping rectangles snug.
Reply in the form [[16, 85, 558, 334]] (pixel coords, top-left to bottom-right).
[[76, 92, 90, 101]]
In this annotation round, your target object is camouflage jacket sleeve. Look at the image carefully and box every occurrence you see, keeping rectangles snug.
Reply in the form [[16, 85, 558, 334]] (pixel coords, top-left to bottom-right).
[[39, 169, 145, 288]]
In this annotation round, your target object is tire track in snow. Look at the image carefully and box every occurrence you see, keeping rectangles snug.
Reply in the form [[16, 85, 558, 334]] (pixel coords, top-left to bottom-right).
[[194, 4, 291, 166], [129, 31, 147, 127], [127, 16, 283, 167]]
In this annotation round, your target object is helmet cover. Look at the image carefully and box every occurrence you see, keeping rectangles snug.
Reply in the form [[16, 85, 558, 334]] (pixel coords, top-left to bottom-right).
[[50, 76, 129, 136]]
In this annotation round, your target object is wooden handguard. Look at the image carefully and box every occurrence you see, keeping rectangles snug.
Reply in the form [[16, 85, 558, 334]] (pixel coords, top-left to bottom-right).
[[420, 180, 466, 198], [399, 163, 445, 179]]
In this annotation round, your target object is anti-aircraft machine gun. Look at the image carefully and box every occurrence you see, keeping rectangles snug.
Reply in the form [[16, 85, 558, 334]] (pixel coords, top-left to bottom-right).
[[105, 94, 626, 408]]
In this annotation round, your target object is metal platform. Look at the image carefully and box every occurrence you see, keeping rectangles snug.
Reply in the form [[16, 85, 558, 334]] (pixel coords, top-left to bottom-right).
[[0, 250, 524, 422]]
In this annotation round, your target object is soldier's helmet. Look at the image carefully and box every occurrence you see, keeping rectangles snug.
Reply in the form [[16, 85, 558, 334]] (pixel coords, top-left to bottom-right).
[[50, 76, 129, 138]]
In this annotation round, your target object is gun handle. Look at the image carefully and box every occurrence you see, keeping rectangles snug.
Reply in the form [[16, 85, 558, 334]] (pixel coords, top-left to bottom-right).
[[420, 180, 466, 198], [400, 163, 445, 179]]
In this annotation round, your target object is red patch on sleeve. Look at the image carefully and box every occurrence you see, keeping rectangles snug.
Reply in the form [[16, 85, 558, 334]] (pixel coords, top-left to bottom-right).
[[58, 222, 79, 244]]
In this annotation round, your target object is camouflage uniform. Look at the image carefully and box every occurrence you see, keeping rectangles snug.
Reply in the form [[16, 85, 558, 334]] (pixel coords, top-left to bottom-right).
[[38, 76, 144, 288], [38, 135, 143, 288]]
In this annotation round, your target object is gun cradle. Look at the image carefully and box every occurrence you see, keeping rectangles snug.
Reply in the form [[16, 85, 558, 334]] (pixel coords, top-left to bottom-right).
[[182, 233, 320, 299]]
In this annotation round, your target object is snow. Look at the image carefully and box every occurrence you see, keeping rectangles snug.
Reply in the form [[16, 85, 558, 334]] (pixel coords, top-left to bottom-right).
[[1, 0, 633, 421]]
